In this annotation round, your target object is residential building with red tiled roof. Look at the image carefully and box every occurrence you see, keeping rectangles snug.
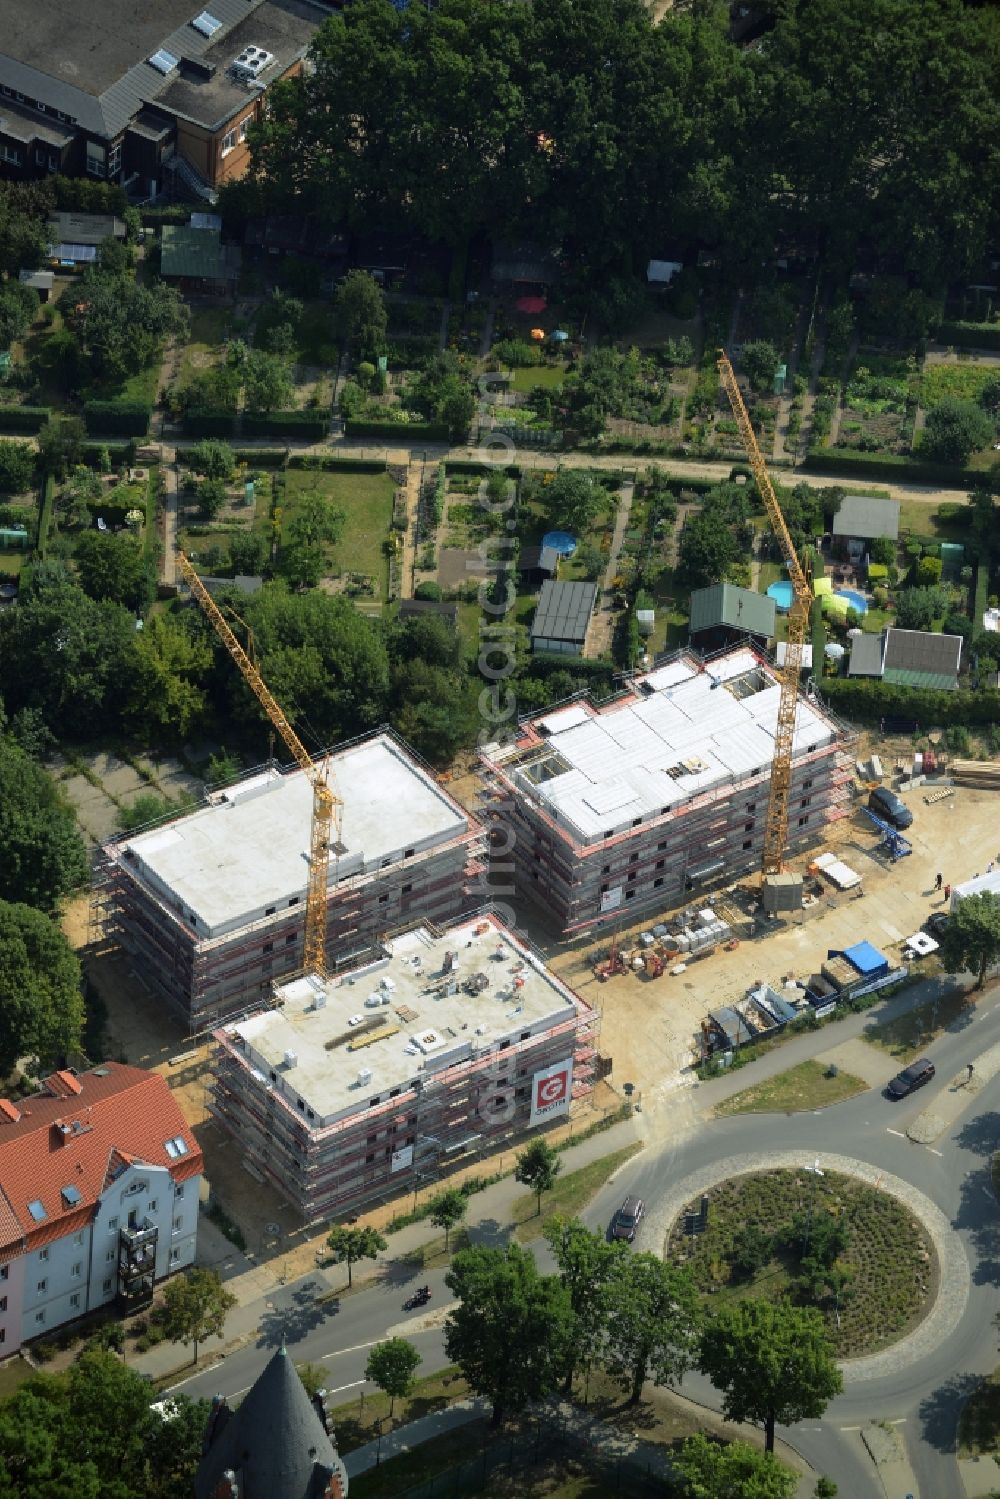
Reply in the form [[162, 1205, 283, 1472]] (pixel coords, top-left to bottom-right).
[[0, 1062, 202, 1352]]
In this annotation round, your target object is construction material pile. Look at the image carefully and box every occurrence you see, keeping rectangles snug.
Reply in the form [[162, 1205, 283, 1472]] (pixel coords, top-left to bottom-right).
[[948, 759, 1000, 790]]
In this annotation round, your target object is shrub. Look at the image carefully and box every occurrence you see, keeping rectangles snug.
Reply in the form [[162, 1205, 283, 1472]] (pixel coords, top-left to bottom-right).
[[345, 419, 448, 440], [921, 399, 993, 467], [83, 401, 151, 437], [491, 338, 541, 368], [915, 555, 943, 586], [0, 405, 51, 434], [243, 411, 327, 439], [182, 410, 237, 437], [414, 581, 443, 601], [803, 449, 982, 486]]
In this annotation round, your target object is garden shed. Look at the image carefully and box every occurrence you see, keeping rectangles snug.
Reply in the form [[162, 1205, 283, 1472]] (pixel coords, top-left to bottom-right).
[[688, 583, 776, 651], [882, 627, 962, 691], [831, 495, 900, 547], [160, 225, 239, 293], [530, 580, 596, 655]]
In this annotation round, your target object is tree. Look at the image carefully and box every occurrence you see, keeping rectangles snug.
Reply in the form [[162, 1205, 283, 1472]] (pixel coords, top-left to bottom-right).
[[159, 1268, 237, 1365], [939, 891, 1000, 989], [127, 612, 212, 743], [288, 493, 345, 552], [515, 1137, 562, 1216], [0, 736, 87, 912], [604, 1252, 700, 1404], [74, 531, 154, 612], [0, 197, 47, 279], [0, 438, 35, 495], [365, 1337, 422, 1417], [698, 1301, 842, 1453], [197, 477, 228, 521], [893, 584, 946, 632], [922, 399, 993, 467], [544, 1215, 628, 1391], [0, 280, 39, 349], [728, 1224, 773, 1282], [333, 270, 388, 359], [96, 236, 134, 277], [428, 1187, 468, 1250], [74, 276, 189, 381], [868, 536, 896, 567], [37, 415, 86, 477], [671, 1433, 797, 1499], [741, 341, 781, 394], [0, 900, 84, 1077], [325, 1223, 387, 1288], [546, 470, 603, 537], [980, 375, 1000, 415], [444, 1244, 573, 1425], [229, 529, 268, 575], [243, 349, 294, 413], [189, 440, 236, 481], [679, 508, 738, 587]]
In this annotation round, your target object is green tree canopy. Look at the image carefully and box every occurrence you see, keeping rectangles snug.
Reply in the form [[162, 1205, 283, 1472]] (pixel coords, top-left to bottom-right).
[[671, 1433, 797, 1499], [741, 341, 781, 394], [922, 399, 994, 467], [0, 438, 35, 496], [698, 1300, 842, 1452], [37, 416, 86, 477], [242, 348, 294, 413], [0, 281, 38, 350], [603, 1251, 700, 1404], [0, 735, 87, 912], [333, 270, 388, 358], [893, 584, 946, 632], [428, 1187, 468, 1250], [73, 275, 189, 381], [544, 1215, 629, 1391], [159, 1268, 237, 1365], [940, 891, 1000, 990], [188, 440, 236, 480], [0, 899, 84, 1077], [326, 1224, 387, 1288], [514, 1137, 562, 1216], [365, 1337, 422, 1417], [545, 470, 603, 537], [444, 1243, 573, 1425], [678, 508, 738, 588], [74, 530, 154, 613]]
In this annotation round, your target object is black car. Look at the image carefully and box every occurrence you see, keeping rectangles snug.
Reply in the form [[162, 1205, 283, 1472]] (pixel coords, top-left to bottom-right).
[[887, 1057, 935, 1099], [868, 787, 913, 830], [925, 911, 950, 939], [611, 1196, 645, 1242]]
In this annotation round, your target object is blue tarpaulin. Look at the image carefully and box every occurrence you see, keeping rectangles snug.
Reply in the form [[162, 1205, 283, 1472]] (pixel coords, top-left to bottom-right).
[[843, 940, 889, 977]]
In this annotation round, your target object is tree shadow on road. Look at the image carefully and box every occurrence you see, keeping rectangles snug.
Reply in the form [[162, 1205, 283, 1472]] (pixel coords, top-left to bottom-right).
[[954, 1112, 1000, 1160], [256, 1279, 339, 1348], [918, 1370, 982, 1452], [953, 1163, 1000, 1287]]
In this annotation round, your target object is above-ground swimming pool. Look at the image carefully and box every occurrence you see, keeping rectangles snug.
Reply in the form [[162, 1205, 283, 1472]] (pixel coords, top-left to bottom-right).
[[766, 580, 794, 611], [834, 587, 869, 615], [541, 530, 578, 558]]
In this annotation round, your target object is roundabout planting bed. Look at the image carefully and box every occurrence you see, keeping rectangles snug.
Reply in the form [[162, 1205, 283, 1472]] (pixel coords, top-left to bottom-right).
[[666, 1168, 937, 1359]]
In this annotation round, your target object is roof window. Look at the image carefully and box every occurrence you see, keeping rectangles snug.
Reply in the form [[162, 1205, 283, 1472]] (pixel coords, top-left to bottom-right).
[[164, 1135, 189, 1158], [61, 1185, 82, 1207], [27, 1199, 47, 1222], [148, 49, 179, 75], [192, 10, 222, 36]]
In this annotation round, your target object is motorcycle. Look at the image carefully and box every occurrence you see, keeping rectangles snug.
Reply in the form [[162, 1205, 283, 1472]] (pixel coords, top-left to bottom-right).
[[403, 1285, 432, 1311]]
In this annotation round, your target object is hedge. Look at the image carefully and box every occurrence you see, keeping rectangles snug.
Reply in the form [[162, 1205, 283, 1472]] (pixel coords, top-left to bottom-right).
[[234, 448, 288, 468], [182, 411, 238, 437], [36, 474, 54, 557], [287, 454, 386, 473], [804, 448, 981, 487], [345, 419, 449, 441], [0, 406, 51, 434], [446, 460, 520, 478], [83, 401, 151, 436], [80, 441, 132, 466], [935, 321, 1000, 352], [974, 559, 991, 630], [820, 676, 1000, 726], [243, 411, 328, 439]]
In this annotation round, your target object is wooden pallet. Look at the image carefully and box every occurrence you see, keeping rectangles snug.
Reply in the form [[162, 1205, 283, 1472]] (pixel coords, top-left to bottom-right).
[[924, 787, 955, 804]]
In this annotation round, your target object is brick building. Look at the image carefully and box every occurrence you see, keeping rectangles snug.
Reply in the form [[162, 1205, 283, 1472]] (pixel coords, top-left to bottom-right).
[[97, 732, 486, 1033], [480, 646, 851, 935]]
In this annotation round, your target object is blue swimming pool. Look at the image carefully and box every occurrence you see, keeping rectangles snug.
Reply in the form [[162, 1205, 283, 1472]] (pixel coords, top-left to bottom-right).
[[834, 587, 869, 615], [766, 580, 794, 611], [542, 530, 578, 557]]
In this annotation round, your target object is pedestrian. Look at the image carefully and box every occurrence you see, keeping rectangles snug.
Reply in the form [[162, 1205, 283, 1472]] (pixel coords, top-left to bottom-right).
[[935, 872, 943, 891], [989, 862, 995, 875], [944, 884, 951, 901], [967, 1063, 975, 1084]]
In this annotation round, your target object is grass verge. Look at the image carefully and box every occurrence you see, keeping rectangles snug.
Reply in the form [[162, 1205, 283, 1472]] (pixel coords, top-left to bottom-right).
[[713, 1059, 867, 1116], [512, 1143, 643, 1242], [863, 986, 973, 1061], [328, 1365, 470, 1455], [0, 1356, 34, 1399]]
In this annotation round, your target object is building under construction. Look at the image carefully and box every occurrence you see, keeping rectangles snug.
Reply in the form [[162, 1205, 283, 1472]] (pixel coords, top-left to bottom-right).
[[210, 913, 598, 1221], [96, 732, 485, 1033], [480, 646, 851, 935]]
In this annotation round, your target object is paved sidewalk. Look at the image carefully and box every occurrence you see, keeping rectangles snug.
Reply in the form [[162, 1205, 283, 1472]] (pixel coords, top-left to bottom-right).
[[132, 1114, 643, 1385]]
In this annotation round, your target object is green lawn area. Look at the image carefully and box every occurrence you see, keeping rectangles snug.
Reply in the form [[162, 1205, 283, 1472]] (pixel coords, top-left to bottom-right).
[[511, 363, 567, 392], [714, 1059, 867, 1116], [283, 467, 395, 599], [861, 606, 893, 635], [178, 307, 234, 388], [327, 1366, 470, 1457], [863, 986, 974, 1061], [0, 1356, 33, 1399], [512, 1142, 643, 1242], [959, 1367, 1000, 1458], [757, 559, 784, 591], [0, 549, 28, 575]]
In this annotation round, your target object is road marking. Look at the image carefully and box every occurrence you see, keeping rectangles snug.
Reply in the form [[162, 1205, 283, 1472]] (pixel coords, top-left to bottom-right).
[[889, 1417, 907, 1426], [840, 1425, 861, 1432], [886, 1128, 906, 1138], [324, 1379, 366, 1395], [925, 1146, 943, 1157], [320, 1338, 381, 1362]]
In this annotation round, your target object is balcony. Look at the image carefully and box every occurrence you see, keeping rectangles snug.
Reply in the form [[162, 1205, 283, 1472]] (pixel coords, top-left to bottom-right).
[[120, 1219, 158, 1255], [118, 1219, 157, 1308]]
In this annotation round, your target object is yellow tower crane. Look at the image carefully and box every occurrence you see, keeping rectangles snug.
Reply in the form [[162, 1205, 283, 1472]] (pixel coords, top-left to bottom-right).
[[178, 551, 342, 978], [716, 351, 813, 883]]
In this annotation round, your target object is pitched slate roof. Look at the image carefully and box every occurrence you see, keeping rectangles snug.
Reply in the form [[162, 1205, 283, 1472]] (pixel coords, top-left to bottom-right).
[[0, 1062, 201, 1255], [848, 632, 885, 678], [831, 495, 900, 541], [161, 224, 230, 281], [882, 627, 962, 690], [689, 583, 776, 639], [531, 580, 596, 645], [195, 1346, 348, 1499]]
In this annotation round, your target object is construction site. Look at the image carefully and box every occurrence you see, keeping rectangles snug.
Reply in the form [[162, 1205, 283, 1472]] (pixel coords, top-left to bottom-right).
[[95, 732, 486, 1033], [210, 912, 599, 1221]]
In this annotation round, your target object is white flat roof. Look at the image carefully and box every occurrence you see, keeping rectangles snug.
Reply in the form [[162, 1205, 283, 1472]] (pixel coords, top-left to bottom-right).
[[509, 649, 837, 843], [223, 917, 587, 1125], [116, 735, 470, 938]]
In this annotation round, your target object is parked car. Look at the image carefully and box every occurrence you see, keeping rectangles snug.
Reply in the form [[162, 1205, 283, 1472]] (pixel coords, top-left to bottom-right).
[[868, 787, 913, 830], [925, 911, 950, 939], [611, 1196, 645, 1242], [887, 1057, 935, 1099], [347, 1013, 365, 1027]]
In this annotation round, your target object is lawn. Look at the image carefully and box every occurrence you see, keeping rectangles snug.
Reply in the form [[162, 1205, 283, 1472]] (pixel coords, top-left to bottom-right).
[[713, 1060, 867, 1116], [178, 306, 234, 388], [666, 1167, 936, 1358], [863, 986, 974, 1061], [511, 1142, 643, 1242], [511, 363, 567, 392], [0, 549, 28, 576], [282, 467, 395, 599], [0, 1356, 33, 1399], [327, 1366, 470, 1456]]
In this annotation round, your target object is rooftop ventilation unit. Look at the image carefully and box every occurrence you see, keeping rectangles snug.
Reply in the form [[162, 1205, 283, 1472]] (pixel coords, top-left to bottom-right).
[[356, 1067, 373, 1087], [192, 10, 222, 37], [149, 48, 179, 75], [283, 1049, 298, 1070], [231, 45, 274, 83]]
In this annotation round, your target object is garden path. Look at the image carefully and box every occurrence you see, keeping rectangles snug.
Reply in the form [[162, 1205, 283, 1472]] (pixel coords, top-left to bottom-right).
[[585, 479, 634, 657]]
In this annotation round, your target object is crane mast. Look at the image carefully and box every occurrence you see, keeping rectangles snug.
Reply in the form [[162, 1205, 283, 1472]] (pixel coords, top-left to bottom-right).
[[178, 551, 342, 978], [716, 352, 812, 879]]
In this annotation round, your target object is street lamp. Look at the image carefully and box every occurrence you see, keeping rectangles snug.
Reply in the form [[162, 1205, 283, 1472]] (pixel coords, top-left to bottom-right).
[[803, 1159, 824, 1255], [374, 1416, 385, 1467]]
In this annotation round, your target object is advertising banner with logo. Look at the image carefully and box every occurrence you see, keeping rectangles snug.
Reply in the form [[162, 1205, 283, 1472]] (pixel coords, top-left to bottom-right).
[[600, 886, 623, 913], [529, 1057, 574, 1127], [390, 1144, 414, 1173]]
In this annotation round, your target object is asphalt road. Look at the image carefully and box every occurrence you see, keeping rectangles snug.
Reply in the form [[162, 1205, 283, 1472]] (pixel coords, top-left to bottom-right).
[[168, 999, 1000, 1497]]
